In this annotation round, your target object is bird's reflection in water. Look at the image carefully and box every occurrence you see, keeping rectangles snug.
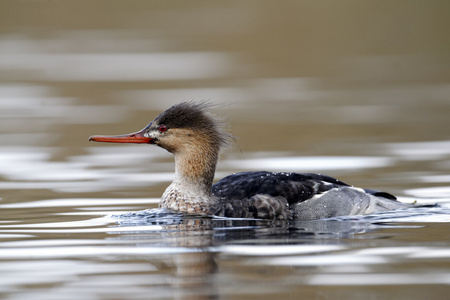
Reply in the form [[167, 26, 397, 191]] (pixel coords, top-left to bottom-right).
[[107, 209, 402, 299]]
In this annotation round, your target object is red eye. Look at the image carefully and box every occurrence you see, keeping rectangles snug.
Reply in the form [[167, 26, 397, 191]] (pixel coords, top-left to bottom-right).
[[158, 125, 168, 133]]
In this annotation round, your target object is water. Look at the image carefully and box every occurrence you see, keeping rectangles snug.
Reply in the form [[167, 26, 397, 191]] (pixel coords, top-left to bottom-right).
[[1, 1, 450, 299]]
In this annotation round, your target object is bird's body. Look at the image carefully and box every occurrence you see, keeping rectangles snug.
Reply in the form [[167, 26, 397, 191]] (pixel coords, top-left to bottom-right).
[[89, 101, 412, 220], [212, 171, 406, 220]]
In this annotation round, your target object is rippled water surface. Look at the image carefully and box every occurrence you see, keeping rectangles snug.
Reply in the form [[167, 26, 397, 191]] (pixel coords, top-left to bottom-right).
[[1, 1, 450, 300]]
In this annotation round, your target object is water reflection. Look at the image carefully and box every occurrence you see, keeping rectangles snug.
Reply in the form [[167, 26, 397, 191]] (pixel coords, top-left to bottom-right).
[[102, 214, 374, 299], [106, 213, 450, 298], [1, 202, 450, 299]]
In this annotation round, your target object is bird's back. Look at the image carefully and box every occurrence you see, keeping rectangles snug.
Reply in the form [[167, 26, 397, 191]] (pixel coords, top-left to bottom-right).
[[212, 171, 408, 220]]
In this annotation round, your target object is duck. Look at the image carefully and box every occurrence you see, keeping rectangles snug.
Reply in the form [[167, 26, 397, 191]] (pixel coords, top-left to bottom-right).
[[89, 101, 412, 220]]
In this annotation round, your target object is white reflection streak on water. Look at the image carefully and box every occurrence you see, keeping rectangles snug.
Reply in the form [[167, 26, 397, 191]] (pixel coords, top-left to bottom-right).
[[385, 140, 450, 161], [224, 247, 430, 266], [0, 198, 159, 208], [221, 243, 450, 286], [418, 175, 450, 183], [0, 245, 199, 259], [0, 224, 167, 234], [406, 187, 450, 198], [0, 52, 232, 81], [0, 146, 175, 192], [224, 156, 394, 171], [307, 273, 450, 286], [0, 85, 131, 125], [0, 260, 157, 284], [265, 254, 386, 266], [220, 244, 345, 256]]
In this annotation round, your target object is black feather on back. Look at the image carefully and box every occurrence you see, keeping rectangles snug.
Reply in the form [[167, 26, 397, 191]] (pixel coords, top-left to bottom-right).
[[212, 171, 396, 205]]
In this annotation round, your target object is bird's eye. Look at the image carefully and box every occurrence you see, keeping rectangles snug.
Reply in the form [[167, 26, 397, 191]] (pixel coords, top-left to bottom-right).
[[158, 125, 168, 133]]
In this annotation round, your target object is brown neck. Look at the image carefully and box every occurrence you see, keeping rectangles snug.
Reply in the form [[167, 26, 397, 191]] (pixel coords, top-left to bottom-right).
[[158, 128, 224, 215], [173, 144, 218, 196], [159, 138, 221, 215]]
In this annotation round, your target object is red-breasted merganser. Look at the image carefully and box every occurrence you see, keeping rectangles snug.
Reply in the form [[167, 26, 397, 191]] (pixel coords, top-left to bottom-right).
[[89, 101, 412, 220]]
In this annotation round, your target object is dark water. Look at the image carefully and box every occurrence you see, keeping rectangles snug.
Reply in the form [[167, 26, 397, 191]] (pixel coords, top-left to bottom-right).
[[1, 1, 450, 299]]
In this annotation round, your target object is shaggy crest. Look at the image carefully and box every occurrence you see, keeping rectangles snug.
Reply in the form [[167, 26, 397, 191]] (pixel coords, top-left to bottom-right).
[[154, 101, 231, 149]]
